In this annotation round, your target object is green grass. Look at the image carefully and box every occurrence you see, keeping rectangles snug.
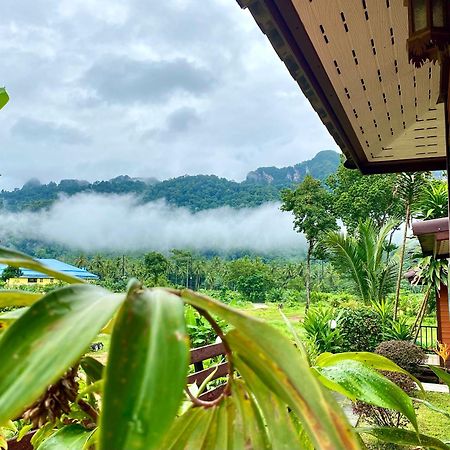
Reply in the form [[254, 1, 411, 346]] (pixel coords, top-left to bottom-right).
[[234, 302, 306, 338], [413, 391, 450, 442]]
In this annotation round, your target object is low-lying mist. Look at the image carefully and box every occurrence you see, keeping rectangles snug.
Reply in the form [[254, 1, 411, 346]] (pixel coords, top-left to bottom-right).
[[0, 193, 306, 254]]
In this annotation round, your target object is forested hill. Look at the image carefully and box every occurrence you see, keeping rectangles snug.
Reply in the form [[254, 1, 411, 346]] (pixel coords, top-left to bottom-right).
[[0, 150, 340, 212]]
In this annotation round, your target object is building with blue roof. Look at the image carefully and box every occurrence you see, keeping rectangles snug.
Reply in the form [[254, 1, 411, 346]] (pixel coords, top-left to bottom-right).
[[0, 259, 98, 285]]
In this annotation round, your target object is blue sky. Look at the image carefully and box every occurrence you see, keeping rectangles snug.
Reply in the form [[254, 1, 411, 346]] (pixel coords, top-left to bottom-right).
[[1, 0, 338, 189]]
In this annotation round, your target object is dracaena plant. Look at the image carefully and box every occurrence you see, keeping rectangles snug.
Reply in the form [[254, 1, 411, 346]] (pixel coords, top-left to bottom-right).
[[0, 247, 448, 450]]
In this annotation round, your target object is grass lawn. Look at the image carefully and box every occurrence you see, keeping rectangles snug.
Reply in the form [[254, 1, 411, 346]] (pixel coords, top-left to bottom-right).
[[234, 302, 306, 338], [413, 391, 450, 442]]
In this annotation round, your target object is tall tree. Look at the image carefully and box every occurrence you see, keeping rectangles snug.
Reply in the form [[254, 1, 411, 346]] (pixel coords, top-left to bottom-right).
[[327, 159, 402, 231], [393, 172, 429, 319], [281, 175, 337, 312], [324, 219, 397, 304]]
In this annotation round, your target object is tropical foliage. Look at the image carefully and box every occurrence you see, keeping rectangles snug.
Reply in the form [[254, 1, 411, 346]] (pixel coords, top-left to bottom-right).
[[324, 219, 398, 303], [281, 175, 338, 311], [1, 248, 445, 449]]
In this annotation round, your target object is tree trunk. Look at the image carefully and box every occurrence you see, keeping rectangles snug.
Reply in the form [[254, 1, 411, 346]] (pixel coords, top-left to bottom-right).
[[393, 204, 410, 320], [305, 242, 312, 313]]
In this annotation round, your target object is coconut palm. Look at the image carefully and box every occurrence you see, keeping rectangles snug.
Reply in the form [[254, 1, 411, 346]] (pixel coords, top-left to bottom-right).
[[324, 219, 398, 303], [393, 172, 429, 319]]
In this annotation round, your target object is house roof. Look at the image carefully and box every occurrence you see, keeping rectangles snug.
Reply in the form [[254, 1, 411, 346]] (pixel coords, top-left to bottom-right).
[[0, 258, 99, 280], [412, 217, 449, 258], [237, 0, 446, 173]]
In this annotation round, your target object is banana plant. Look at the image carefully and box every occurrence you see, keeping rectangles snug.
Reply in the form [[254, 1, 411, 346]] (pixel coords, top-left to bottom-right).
[[0, 247, 448, 449]]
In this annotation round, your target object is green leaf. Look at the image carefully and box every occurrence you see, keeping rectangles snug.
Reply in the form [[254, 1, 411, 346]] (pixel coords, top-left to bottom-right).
[[358, 427, 449, 449], [0, 88, 9, 110], [99, 285, 189, 450], [236, 357, 305, 449], [163, 407, 210, 449], [430, 366, 450, 390], [233, 379, 269, 449], [316, 351, 423, 391], [0, 247, 82, 284], [0, 307, 28, 328], [0, 285, 123, 426], [180, 290, 362, 450], [37, 425, 93, 450], [316, 360, 418, 431], [80, 356, 105, 382], [279, 308, 309, 362], [0, 291, 43, 308], [413, 397, 450, 420]]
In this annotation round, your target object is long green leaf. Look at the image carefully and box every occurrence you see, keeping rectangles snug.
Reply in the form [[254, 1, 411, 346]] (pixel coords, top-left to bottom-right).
[[0, 285, 123, 425], [237, 356, 306, 449], [99, 285, 189, 450], [233, 380, 269, 449], [163, 407, 206, 449], [80, 356, 105, 383], [316, 360, 418, 431], [0, 247, 82, 284], [0, 291, 43, 308], [358, 427, 449, 449], [430, 366, 450, 390], [0, 88, 9, 110], [180, 289, 361, 450], [316, 351, 423, 390], [414, 397, 450, 420], [0, 307, 28, 328], [37, 425, 92, 450]]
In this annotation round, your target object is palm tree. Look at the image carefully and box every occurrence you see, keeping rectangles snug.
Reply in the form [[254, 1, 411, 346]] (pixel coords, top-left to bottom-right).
[[324, 219, 397, 303], [393, 173, 429, 319]]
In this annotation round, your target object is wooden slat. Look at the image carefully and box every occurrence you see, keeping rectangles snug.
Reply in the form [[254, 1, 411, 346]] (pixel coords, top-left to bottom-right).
[[198, 384, 226, 402], [190, 343, 225, 364], [188, 362, 229, 385]]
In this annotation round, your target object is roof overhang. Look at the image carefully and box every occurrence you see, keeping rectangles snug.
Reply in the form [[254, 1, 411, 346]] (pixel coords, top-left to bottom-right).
[[238, 0, 448, 174], [412, 217, 449, 258]]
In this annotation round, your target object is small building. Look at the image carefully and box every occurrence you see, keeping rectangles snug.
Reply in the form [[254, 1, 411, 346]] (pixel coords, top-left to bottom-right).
[[412, 218, 449, 348], [0, 258, 99, 285]]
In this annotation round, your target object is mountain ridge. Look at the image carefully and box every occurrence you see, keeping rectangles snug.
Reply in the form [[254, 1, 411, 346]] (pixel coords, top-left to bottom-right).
[[0, 150, 340, 212]]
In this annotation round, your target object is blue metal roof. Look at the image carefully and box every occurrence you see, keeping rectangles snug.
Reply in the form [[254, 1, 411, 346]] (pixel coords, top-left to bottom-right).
[[0, 259, 98, 280]]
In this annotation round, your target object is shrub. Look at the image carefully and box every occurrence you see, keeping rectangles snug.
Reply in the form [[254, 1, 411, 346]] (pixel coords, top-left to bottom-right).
[[338, 307, 383, 352], [375, 340, 426, 374], [303, 307, 341, 354], [383, 317, 413, 341], [353, 340, 425, 429]]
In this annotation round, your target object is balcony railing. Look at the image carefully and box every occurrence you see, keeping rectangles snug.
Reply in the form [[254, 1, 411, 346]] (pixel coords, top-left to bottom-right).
[[416, 325, 438, 351]]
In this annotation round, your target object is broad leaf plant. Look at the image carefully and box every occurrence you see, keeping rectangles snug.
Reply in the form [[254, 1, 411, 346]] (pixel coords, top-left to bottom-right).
[[0, 248, 449, 449]]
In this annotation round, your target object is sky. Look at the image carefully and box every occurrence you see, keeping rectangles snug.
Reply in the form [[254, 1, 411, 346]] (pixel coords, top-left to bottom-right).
[[1, 0, 338, 190]]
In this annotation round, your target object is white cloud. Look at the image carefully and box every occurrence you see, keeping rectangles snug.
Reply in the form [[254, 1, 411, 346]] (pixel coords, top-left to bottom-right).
[[0, 194, 305, 254]]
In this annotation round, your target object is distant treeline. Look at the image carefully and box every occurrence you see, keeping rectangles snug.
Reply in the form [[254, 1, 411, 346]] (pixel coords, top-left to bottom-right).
[[0, 150, 340, 212]]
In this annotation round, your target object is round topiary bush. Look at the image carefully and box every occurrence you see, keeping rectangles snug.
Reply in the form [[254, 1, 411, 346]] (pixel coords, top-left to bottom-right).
[[338, 307, 383, 352], [375, 340, 426, 374], [353, 340, 425, 429]]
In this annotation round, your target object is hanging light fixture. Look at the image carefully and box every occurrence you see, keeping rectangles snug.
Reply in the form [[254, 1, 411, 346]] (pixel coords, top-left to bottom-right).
[[406, 0, 450, 67]]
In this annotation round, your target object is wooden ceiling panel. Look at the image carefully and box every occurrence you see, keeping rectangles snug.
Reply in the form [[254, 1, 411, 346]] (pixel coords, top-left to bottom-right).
[[291, 0, 445, 164]]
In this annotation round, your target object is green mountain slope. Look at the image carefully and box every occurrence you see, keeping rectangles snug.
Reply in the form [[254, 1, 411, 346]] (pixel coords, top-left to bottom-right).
[[0, 150, 340, 212]]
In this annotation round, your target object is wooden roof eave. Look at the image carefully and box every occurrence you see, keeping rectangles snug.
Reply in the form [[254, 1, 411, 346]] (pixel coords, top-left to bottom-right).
[[237, 0, 447, 174]]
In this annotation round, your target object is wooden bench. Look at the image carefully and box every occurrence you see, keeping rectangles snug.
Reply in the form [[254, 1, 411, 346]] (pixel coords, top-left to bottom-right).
[[188, 342, 227, 401], [7, 342, 227, 449]]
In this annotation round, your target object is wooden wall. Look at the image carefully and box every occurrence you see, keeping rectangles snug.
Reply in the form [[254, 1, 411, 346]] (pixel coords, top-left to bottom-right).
[[437, 285, 450, 346]]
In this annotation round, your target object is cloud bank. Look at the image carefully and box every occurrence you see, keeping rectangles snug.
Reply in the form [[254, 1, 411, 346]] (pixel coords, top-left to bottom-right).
[[0, 194, 305, 254]]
